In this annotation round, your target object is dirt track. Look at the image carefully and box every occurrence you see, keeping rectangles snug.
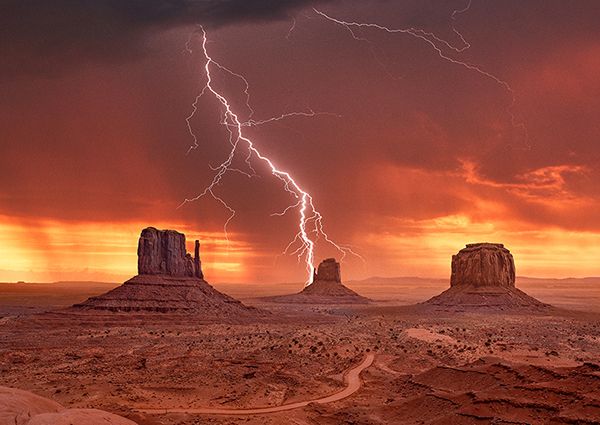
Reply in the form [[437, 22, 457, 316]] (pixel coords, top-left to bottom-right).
[[135, 353, 374, 415]]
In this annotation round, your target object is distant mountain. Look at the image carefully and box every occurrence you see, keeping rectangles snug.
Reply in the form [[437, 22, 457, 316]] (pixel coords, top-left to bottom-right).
[[517, 276, 600, 285], [346, 276, 600, 286], [347, 276, 448, 286]]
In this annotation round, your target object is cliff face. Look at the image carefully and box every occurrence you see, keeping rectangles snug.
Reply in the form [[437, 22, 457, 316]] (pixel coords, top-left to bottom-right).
[[262, 258, 369, 304], [137, 227, 203, 279], [450, 243, 515, 288], [313, 258, 342, 283]]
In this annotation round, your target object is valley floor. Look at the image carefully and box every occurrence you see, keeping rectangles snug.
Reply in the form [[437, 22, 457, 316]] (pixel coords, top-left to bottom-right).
[[1, 292, 600, 424]]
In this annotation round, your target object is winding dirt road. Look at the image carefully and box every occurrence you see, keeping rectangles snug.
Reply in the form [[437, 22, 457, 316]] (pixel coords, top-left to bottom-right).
[[136, 353, 374, 416]]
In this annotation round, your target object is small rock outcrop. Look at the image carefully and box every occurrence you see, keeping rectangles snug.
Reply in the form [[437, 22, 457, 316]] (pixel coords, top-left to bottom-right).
[[73, 227, 259, 318], [267, 258, 369, 304], [424, 243, 549, 311], [451, 243, 515, 288]]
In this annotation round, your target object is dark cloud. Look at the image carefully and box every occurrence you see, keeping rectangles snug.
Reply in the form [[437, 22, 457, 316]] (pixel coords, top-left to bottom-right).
[[0, 0, 328, 77], [2, 0, 600, 281]]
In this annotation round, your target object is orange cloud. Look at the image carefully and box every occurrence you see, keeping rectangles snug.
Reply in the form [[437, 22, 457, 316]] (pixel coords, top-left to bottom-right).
[[461, 160, 591, 203]]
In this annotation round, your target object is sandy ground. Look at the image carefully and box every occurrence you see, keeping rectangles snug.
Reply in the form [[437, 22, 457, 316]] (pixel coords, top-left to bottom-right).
[[1, 279, 600, 424], [135, 353, 375, 415]]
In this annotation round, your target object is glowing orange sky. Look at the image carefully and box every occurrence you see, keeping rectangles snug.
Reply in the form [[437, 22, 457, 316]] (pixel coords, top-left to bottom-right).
[[1, 213, 599, 283], [1, 1, 600, 283]]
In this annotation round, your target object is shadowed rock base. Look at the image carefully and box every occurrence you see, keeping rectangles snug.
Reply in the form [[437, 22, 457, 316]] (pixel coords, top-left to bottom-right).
[[73, 275, 258, 316], [423, 285, 550, 312], [299, 279, 369, 300]]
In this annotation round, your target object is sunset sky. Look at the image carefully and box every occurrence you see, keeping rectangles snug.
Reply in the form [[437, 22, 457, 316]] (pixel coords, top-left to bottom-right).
[[1, 0, 600, 284]]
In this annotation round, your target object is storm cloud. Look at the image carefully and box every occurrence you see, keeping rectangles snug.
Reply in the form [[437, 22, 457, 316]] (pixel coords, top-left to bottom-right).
[[1, 0, 600, 282], [0, 0, 329, 76]]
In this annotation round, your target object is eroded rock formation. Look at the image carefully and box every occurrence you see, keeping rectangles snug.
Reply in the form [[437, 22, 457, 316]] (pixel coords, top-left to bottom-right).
[[73, 227, 259, 317], [137, 227, 202, 278], [312, 257, 342, 283], [451, 243, 515, 288], [267, 258, 369, 304], [423, 243, 549, 311]]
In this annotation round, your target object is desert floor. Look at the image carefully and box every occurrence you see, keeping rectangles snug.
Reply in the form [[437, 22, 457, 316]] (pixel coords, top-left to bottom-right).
[[1, 278, 599, 424]]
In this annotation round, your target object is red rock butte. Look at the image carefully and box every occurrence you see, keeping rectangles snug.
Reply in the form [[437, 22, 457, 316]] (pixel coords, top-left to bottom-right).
[[73, 227, 259, 317], [424, 243, 549, 311], [137, 227, 203, 279], [269, 258, 369, 304], [451, 243, 515, 288]]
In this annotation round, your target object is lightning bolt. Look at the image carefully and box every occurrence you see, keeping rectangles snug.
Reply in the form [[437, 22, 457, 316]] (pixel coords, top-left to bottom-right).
[[286, 17, 297, 40], [180, 27, 362, 285], [313, 2, 529, 150]]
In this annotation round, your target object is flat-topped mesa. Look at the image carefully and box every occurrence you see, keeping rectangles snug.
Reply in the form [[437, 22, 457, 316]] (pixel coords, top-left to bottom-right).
[[313, 257, 341, 283], [137, 227, 203, 279], [423, 242, 549, 311], [451, 242, 515, 288]]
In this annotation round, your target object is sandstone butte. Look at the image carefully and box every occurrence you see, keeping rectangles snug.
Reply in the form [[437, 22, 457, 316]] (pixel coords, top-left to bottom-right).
[[269, 258, 370, 304], [424, 243, 549, 311], [73, 227, 260, 317]]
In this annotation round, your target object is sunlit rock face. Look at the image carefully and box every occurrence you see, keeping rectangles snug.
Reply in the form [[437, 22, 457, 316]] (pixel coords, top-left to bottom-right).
[[137, 227, 202, 279], [451, 243, 515, 288]]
